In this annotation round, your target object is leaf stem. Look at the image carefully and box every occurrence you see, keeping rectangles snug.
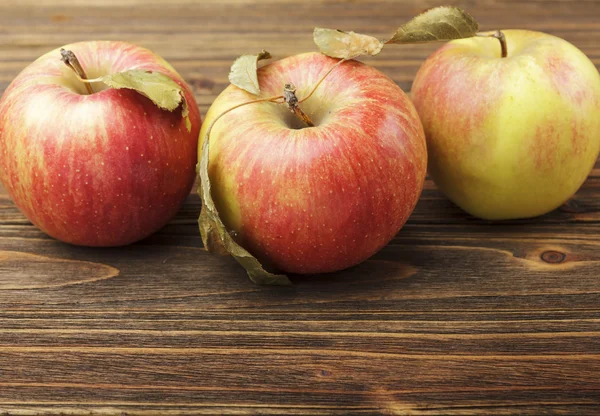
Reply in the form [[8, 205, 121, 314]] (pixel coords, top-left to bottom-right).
[[298, 58, 347, 104], [203, 95, 284, 152], [283, 84, 314, 127], [60, 49, 95, 94], [199, 93, 283, 245], [203, 57, 349, 166], [477, 30, 507, 58]]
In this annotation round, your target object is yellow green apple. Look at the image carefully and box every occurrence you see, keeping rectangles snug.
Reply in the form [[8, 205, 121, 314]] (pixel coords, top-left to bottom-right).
[[411, 30, 600, 220]]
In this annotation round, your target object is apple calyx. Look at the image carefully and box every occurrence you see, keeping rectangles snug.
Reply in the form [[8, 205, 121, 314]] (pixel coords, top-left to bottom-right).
[[60, 48, 94, 94], [476, 30, 508, 58], [283, 83, 314, 127]]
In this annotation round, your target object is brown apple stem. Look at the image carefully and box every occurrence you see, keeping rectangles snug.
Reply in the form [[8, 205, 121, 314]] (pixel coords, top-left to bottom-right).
[[477, 30, 507, 58], [60, 48, 94, 94], [283, 83, 314, 127]]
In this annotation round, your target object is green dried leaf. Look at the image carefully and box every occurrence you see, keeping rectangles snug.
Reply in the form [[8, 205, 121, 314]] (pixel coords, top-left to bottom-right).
[[101, 70, 192, 132], [228, 50, 272, 96], [387, 6, 479, 44], [313, 28, 384, 59], [197, 138, 292, 286]]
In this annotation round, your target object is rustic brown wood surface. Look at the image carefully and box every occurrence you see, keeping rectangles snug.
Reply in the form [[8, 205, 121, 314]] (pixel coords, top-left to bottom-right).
[[1, 0, 600, 414]]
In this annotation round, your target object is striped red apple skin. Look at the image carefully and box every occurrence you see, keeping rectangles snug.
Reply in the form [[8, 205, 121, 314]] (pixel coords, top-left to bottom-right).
[[201, 53, 427, 274], [0, 41, 201, 246]]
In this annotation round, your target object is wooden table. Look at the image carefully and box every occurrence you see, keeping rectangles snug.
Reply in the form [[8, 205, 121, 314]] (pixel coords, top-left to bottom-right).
[[1, 0, 599, 414]]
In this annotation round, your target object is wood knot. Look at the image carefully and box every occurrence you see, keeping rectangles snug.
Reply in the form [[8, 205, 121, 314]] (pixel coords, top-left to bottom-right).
[[0, 251, 120, 289], [320, 369, 332, 377], [541, 250, 566, 264]]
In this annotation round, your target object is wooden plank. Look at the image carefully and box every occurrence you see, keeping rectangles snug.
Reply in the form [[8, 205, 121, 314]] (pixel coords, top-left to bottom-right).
[[0, 0, 599, 414]]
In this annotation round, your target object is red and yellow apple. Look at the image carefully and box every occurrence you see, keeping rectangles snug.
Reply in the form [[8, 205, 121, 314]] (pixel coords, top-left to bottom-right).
[[0, 41, 201, 246], [200, 52, 427, 274], [411, 30, 600, 220]]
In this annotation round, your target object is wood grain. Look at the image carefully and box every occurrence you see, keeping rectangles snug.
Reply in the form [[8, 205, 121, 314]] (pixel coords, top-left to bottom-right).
[[1, 0, 600, 414]]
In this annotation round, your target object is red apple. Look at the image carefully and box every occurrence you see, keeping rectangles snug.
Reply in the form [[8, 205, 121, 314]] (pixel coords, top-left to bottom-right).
[[0, 41, 201, 246], [200, 52, 427, 274]]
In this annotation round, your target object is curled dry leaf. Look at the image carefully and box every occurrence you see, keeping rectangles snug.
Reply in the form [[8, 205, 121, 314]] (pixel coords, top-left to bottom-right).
[[197, 138, 292, 286], [387, 6, 479, 44], [314, 6, 479, 59], [101, 70, 192, 132], [198, 50, 290, 285], [228, 50, 272, 96], [313, 28, 384, 59]]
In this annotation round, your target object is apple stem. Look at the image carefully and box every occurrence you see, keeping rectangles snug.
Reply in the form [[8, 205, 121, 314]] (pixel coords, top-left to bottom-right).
[[283, 83, 315, 127], [60, 48, 95, 94], [476, 30, 508, 58]]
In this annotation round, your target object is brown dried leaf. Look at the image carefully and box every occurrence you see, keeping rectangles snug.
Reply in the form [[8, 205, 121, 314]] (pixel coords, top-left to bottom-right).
[[197, 138, 291, 286], [313, 28, 384, 59], [387, 6, 479, 44], [228, 50, 272, 96]]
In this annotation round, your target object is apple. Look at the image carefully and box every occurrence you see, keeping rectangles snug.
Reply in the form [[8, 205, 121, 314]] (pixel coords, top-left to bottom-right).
[[200, 52, 427, 274], [0, 41, 201, 246], [411, 29, 600, 220]]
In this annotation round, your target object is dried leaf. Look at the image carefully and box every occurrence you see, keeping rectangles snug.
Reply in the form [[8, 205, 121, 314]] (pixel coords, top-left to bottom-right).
[[313, 6, 479, 60], [197, 138, 292, 286], [180, 92, 191, 133], [228, 50, 272, 96], [387, 6, 479, 44], [313, 28, 384, 59], [101, 70, 192, 132]]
